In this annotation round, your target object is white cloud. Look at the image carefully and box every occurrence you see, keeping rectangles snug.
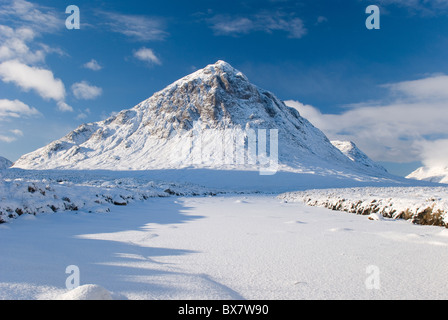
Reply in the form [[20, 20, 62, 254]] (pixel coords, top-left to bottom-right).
[[101, 12, 168, 42], [316, 16, 328, 24], [83, 59, 102, 71], [0, 98, 40, 119], [0, 0, 62, 33], [75, 108, 91, 120], [71, 81, 103, 100], [0, 1, 65, 65], [382, 74, 448, 101], [0, 2, 70, 113], [208, 12, 307, 39], [0, 25, 47, 64], [10, 129, 23, 136], [57, 101, 73, 113], [0, 127, 25, 142], [379, 0, 448, 14], [285, 74, 448, 165], [414, 139, 448, 168], [0, 134, 16, 143], [133, 47, 161, 65], [0, 59, 66, 101], [76, 112, 87, 120]]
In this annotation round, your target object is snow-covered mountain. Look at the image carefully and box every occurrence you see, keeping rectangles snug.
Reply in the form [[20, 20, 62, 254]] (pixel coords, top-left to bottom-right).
[[407, 166, 448, 184], [0, 156, 12, 169], [331, 140, 387, 174], [13, 61, 392, 183]]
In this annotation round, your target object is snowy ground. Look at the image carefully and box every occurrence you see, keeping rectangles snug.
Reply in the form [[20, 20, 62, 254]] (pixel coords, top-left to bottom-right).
[[2, 195, 448, 300]]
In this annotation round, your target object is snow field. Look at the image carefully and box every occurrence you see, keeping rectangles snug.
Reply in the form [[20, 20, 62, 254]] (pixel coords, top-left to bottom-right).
[[2, 195, 448, 300]]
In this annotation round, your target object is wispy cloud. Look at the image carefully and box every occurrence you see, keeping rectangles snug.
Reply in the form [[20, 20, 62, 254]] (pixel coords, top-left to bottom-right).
[[0, 25, 44, 64], [379, 0, 448, 14], [133, 47, 161, 65], [0, 134, 16, 142], [316, 16, 328, 25], [285, 74, 448, 166], [100, 11, 168, 42], [56, 101, 73, 113], [0, 0, 63, 33], [10, 129, 23, 136], [207, 11, 307, 38], [0, 0, 66, 65], [75, 108, 91, 120], [0, 128, 25, 143], [0, 98, 40, 119], [382, 74, 448, 101], [71, 81, 103, 100], [83, 59, 102, 71]]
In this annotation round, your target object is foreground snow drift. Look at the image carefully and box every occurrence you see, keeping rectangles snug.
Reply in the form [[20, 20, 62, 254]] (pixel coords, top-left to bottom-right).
[[58, 285, 113, 300], [279, 187, 448, 227]]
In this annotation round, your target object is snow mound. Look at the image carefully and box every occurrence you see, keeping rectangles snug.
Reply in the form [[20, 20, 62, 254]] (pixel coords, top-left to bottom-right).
[[407, 166, 448, 184], [57, 285, 113, 300]]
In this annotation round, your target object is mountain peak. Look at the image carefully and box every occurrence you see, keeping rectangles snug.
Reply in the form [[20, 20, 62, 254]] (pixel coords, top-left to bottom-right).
[[172, 60, 249, 90], [204, 60, 238, 73], [211, 59, 233, 69], [13, 61, 387, 179]]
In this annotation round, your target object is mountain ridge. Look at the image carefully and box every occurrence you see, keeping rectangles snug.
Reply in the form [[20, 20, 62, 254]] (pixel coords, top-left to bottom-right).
[[331, 140, 387, 174], [0, 156, 12, 169]]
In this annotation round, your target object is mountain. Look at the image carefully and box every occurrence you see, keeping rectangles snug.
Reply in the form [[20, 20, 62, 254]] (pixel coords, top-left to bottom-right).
[[407, 166, 448, 184], [13, 61, 398, 189], [0, 156, 12, 169], [331, 141, 387, 174]]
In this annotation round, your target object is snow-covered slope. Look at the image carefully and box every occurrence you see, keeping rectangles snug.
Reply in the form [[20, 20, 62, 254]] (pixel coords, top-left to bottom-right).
[[407, 166, 448, 184], [13, 61, 394, 185], [0, 156, 12, 169], [331, 140, 387, 174]]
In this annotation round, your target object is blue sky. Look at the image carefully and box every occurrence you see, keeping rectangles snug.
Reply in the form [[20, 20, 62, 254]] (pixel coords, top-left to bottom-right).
[[1, 0, 448, 176]]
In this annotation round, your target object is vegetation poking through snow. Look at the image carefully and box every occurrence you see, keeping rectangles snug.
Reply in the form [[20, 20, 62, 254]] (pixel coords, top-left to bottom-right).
[[0, 175, 221, 224], [279, 187, 448, 227]]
